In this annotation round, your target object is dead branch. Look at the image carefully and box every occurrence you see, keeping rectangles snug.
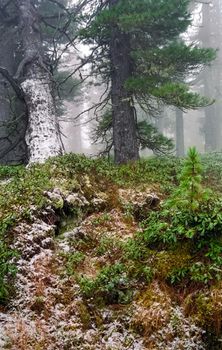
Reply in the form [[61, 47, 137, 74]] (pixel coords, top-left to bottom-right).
[[0, 66, 24, 101]]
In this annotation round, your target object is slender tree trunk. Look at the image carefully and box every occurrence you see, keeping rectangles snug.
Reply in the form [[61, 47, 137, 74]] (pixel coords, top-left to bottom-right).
[[176, 108, 185, 157], [201, 2, 221, 153], [155, 116, 164, 134], [203, 68, 219, 152], [16, 0, 63, 163], [109, 0, 139, 164]]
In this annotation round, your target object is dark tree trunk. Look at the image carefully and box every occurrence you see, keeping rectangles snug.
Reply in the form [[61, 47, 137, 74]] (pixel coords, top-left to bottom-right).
[[109, 0, 139, 164], [176, 108, 185, 157], [16, 0, 63, 163], [0, 27, 27, 164]]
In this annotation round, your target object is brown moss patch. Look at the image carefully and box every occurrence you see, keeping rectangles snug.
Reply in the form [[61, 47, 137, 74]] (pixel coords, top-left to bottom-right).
[[132, 281, 172, 337], [80, 209, 139, 243], [184, 282, 222, 335]]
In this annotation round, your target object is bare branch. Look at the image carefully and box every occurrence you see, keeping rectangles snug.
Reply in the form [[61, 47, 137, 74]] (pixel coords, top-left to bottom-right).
[[0, 66, 24, 101]]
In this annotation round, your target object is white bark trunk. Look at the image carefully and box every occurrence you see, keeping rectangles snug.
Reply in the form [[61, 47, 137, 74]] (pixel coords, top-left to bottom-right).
[[22, 76, 63, 163], [16, 0, 64, 164]]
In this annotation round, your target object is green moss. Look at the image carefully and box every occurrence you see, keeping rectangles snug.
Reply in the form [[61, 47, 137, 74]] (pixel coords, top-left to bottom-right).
[[0, 241, 18, 303], [0, 164, 23, 180], [1, 151, 222, 308], [0, 154, 182, 236], [77, 301, 91, 329], [63, 251, 85, 275], [194, 293, 213, 325], [154, 248, 191, 280], [96, 234, 122, 257]]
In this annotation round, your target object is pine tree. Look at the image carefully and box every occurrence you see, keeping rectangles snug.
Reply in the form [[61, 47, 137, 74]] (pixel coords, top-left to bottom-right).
[[0, 0, 81, 164], [0, 0, 27, 164], [167, 147, 211, 211], [80, 0, 216, 164], [93, 111, 174, 156]]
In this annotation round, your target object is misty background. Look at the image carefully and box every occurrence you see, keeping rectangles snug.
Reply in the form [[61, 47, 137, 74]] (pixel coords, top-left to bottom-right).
[[59, 1, 222, 158]]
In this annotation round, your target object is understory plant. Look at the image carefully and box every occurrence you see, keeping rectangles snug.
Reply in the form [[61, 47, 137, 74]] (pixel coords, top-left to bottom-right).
[[141, 147, 222, 284], [79, 263, 133, 304], [0, 241, 18, 303]]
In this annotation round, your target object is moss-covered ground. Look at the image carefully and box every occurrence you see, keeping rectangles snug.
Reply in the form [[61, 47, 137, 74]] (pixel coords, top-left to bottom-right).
[[2, 152, 222, 348]]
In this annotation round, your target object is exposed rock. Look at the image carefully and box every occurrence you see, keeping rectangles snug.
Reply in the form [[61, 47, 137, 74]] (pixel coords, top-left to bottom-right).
[[91, 196, 107, 211], [13, 220, 55, 260], [44, 188, 64, 209], [0, 178, 12, 186], [119, 187, 160, 219], [65, 193, 89, 207], [62, 227, 86, 240]]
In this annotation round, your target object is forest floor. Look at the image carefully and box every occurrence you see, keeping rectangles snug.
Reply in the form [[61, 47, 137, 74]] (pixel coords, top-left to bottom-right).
[[0, 153, 222, 349]]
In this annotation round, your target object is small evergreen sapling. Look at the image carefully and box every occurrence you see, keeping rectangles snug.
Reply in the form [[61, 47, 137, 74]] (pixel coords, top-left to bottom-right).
[[142, 147, 219, 245], [167, 147, 211, 211], [141, 149, 222, 283]]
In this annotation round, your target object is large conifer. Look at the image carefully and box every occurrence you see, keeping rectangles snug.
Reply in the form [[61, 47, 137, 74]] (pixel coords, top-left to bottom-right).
[[0, 0, 81, 164], [80, 0, 216, 164]]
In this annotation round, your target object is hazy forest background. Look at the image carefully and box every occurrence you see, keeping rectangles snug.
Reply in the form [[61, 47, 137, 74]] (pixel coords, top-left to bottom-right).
[[62, 0, 222, 159], [62, 0, 222, 158], [0, 0, 221, 164]]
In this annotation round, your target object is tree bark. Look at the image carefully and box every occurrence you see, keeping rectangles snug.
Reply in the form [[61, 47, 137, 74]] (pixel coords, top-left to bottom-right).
[[0, 26, 27, 164], [201, 2, 221, 152], [16, 0, 63, 163], [109, 0, 139, 164], [176, 108, 185, 157], [203, 70, 218, 152]]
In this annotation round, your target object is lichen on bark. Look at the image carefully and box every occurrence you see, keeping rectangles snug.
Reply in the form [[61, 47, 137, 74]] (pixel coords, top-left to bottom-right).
[[22, 76, 63, 163]]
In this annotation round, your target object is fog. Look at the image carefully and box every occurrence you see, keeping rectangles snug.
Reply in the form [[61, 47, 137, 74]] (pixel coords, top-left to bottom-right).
[[60, 1, 222, 158]]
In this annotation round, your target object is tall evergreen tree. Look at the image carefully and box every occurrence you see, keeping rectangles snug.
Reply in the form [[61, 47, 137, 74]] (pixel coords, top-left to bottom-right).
[[0, 0, 27, 164], [80, 0, 216, 164], [15, 0, 64, 163], [0, 0, 83, 163]]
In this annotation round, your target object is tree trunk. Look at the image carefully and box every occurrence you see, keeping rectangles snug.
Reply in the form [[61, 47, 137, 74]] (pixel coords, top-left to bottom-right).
[[17, 0, 63, 163], [0, 27, 27, 164], [201, 2, 221, 153], [176, 108, 185, 157], [109, 0, 139, 164], [203, 65, 219, 152]]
